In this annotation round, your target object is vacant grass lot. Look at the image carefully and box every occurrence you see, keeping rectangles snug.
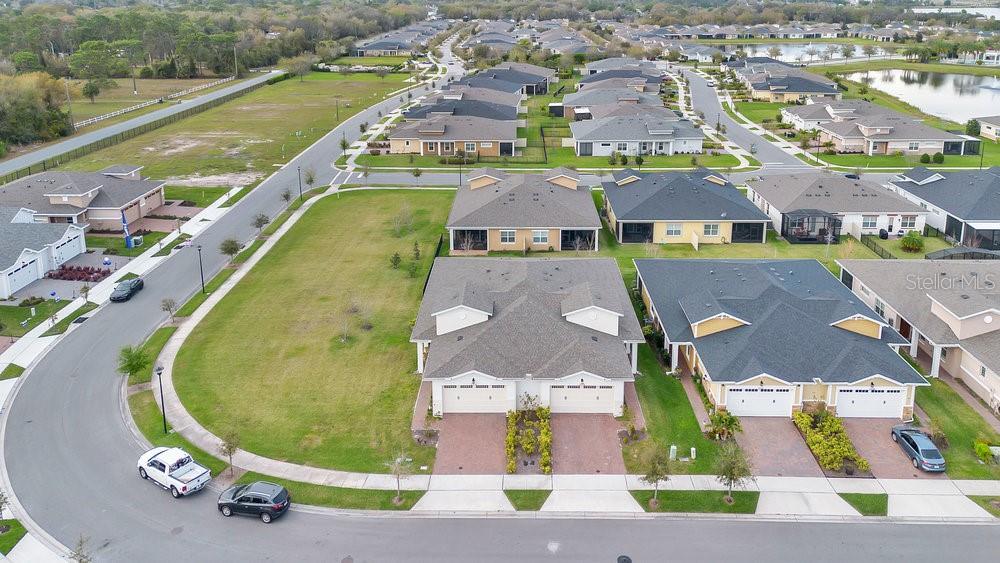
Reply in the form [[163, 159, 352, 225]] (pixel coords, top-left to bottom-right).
[[174, 190, 450, 473], [61, 72, 410, 184], [839, 493, 889, 516], [631, 490, 759, 513], [623, 346, 720, 474], [331, 56, 413, 66], [916, 379, 1000, 480], [164, 186, 230, 208], [0, 300, 71, 337], [67, 78, 220, 122], [87, 230, 170, 255], [734, 101, 788, 124]]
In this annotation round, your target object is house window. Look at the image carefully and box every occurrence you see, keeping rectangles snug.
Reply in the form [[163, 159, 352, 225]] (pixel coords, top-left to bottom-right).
[[900, 215, 916, 229], [908, 142, 920, 151], [862, 216, 878, 229], [465, 142, 477, 152], [441, 142, 454, 152], [480, 142, 493, 148], [426, 142, 437, 151], [874, 299, 885, 319], [666, 223, 682, 236], [703, 223, 720, 237], [500, 230, 515, 244], [532, 230, 548, 244], [616, 142, 628, 152]]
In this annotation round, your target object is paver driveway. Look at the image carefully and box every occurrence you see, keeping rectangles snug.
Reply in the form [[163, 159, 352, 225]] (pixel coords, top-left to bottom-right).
[[433, 414, 507, 474], [842, 418, 946, 480], [551, 414, 626, 474], [736, 417, 823, 477]]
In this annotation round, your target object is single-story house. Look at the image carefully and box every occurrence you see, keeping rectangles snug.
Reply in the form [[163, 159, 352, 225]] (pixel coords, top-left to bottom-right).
[[817, 115, 980, 157], [494, 62, 557, 86], [558, 88, 663, 120], [635, 258, 927, 418], [746, 173, 926, 241], [447, 168, 600, 253], [473, 68, 549, 95], [0, 165, 165, 231], [725, 58, 841, 102], [838, 259, 1000, 407], [584, 57, 658, 75], [570, 115, 704, 157], [977, 115, 1000, 141], [1, 207, 86, 298], [388, 116, 518, 157], [454, 75, 526, 95], [412, 258, 644, 415], [780, 99, 893, 131], [439, 86, 525, 113], [603, 169, 770, 245], [355, 39, 413, 57], [886, 167, 1000, 250], [403, 99, 520, 122], [576, 69, 663, 92]]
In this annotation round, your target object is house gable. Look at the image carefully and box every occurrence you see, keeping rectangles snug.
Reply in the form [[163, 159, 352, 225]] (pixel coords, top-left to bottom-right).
[[692, 314, 748, 338], [432, 305, 491, 335], [832, 315, 883, 339], [564, 305, 622, 336]]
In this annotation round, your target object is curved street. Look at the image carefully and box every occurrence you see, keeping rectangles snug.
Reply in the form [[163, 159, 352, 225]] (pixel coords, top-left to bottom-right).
[[3, 38, 1000, 563]]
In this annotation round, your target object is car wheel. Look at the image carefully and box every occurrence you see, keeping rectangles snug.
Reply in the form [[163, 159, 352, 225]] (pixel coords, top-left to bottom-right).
[[139, 468, 147, 480], [170, 486, 180, 498], [912, 457, 919, 468], [221, 506, 232, 517], [891, 433, 898, 442], [261, 512, 272, 524]]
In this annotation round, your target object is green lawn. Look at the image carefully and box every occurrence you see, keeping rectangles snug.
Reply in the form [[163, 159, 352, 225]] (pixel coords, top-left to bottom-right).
[[0, 364, 24, 380], [817, 151, 1000, 169], [0, 300, 72, 337], [734, 102, 788, 124], [129, 326, 178, 385], [128, 390, 228, 476], [164, 186, 230, 208], [505, 490, 552, 511], [839, 493, 889, 516], [175, 267, 237, 317], [41, 301, 98, 336], [330, 56, 413, 67], [87, 231, 170, 256], [173, 191, 450, 473], [969, 496, 1000, 518], [236, 471, 423, 510], [153, 233, 192, 257], [916, 379, 1000, 480], [60, 72, 411, 185], [0, 519, 27, 555], [67, 77, 223, 121], [874, 234, 953, 259], [631, 490, 759, 513], [623, 346, 720, 474]]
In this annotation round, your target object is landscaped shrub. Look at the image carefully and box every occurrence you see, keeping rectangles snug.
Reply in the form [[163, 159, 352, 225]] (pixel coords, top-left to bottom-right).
[[900, 231, 924, 253], [538, 407, 552, 474], [932, 152, 944, 164], [974, 439, 994, 464], [919, 153, 931, 164], [18, 296, 44, 307], [793, 411, 870, 472], [708, 410, 741, 441], [505, 411, 519, 474]]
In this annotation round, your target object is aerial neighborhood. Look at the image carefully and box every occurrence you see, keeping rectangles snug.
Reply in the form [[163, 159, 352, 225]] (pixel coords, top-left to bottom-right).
[[2, 1, 1000, 560]]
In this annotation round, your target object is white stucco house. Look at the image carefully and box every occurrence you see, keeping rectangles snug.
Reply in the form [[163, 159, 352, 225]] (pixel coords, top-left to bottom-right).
[[1, 207, 87, 299]]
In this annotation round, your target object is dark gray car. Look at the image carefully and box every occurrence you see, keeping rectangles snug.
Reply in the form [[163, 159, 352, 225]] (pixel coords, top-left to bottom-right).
[[109, 278, 144, 302], [218, 481, 291, 523]]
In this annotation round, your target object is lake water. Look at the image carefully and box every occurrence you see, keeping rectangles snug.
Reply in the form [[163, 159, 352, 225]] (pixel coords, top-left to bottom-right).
[[721, 43, 885, 63], [844, 68, 1000, 122], [912, 6, 1000, 18]]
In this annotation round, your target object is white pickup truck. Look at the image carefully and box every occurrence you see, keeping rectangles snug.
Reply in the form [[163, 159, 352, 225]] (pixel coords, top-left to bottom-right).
[[137, 447, 211, 498]]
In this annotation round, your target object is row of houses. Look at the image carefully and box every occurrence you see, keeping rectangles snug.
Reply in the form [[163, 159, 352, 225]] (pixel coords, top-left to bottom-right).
[[354, 19, 451, 57], [724, 57, 841, 103], [459, 20, 597, 57]]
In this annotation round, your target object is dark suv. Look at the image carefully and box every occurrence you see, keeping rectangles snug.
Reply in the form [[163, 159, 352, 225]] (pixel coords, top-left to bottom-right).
[[218, 481, 291, 523], [109, 278, 144, 302]]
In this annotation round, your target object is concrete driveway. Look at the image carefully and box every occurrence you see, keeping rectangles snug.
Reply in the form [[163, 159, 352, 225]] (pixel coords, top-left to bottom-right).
[[551, 414, 625, 474], [736, 417, 823, 477], [842, 418, 947, 480], [433, 414, 507, 474]]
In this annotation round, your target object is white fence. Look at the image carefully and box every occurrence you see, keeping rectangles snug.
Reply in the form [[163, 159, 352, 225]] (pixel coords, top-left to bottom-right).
[[73, 76, 236, 129]]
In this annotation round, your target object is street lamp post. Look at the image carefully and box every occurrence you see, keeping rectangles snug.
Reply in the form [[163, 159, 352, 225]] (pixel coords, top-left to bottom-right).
[[196, 245, 205, 294], [155, 365, 167, 434], [297, 165, 303, 201]]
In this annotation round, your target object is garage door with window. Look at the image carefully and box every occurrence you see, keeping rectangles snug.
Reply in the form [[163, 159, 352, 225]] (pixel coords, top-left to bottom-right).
[[5, 259, 39, 296], [549, 384, 616, 413], [441, 383, 508, 413], [836, 387, 905, 418], [726, 386, 793, 417]]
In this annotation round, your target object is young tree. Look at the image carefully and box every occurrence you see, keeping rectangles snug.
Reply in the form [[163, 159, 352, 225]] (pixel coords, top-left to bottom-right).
[[339, 137, 350, 151], [966, 119, 981, 137], [302, 167, 316, 191], [360, 121, 369, 134], [767, 46, 782, 59], [862, 45, 878, 63], [281, 53, 318, 81], [390, 252, 402, 269], [715, 441, 754, 504], [117, 345, 150, 380], [386, 452, 412, 505], [280, 188, 292, 203], [412, 240, 421, 262], [219, 238, 241, 263], [841, 44, 856, 60], [641, 449, 672, 506], [219, 431, 241, 476], [411, 168, 423, 179], [161, 298, 178, 322], [252, 212, 270, 234], [82, 81, 101, 103], [375, 68, 389, 80], [635, 155, 644, 170]]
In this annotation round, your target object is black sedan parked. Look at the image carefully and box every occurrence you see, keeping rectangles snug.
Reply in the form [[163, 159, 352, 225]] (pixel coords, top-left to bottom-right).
[[218, 481, 291, 523], [109, 277, 144, 302]]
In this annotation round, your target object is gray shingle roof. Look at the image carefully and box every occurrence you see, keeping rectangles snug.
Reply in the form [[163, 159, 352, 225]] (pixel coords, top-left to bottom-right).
[[561, 88, 662, 108], [747, 173, 923, 214], [403, 99, 518, 121], [454, 76, 524, 93], [0, 207, 81, 268], [389, 115, 518, 142], [603, 170, 770, 222], [820, 115, 963, 142], [578, 69, 662, 86], [890, 167, 1000, 221], [636, 259, 924, 385], [0, 171, 164, 215], [446, 170, 600, 229], [413, 258, 644, 380], [570, 115, 703, 142]]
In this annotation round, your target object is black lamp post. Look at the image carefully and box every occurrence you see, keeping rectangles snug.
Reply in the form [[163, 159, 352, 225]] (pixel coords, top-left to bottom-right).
[[297, 165, 303, 201], [155, 365, 167, 434], [196, 245, 205, 294]]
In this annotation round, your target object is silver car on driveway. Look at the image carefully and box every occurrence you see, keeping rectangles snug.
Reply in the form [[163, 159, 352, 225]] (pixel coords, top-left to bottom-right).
[[891, 425, 946, 472]]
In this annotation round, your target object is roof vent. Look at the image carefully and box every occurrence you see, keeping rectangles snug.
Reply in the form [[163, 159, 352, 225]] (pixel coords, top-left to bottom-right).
[[457, 335, 464, 341], [591, 336, 598, 342]]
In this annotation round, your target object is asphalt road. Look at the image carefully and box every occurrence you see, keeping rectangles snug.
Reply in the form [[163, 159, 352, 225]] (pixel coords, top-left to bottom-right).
[[4, 41, 998, 562], [0, 72, 281, 178]]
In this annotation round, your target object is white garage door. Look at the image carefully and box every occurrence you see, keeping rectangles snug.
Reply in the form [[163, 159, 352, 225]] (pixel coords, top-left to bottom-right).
[[5, 259, 39, 296], [441, 384, 508, 413], [836, 387, 905, 418], [549, 384, 615, 413], [54, 235, 81, 265], [726, 386, 793, 417]]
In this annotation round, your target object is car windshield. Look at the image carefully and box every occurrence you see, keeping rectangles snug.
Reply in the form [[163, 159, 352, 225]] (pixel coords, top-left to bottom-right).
[[231, 484, 247, 498], [920, 449, 942, 460]]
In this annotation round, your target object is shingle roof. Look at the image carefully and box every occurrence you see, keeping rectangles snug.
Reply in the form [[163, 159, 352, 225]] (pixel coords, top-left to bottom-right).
[[603, 170, 770, 222], [0, 171, 164, 215], [413, 258, 644, 380], [977, 115, 1000, 127], [0, 207, 81, 268], [636, 259, 924, 385], [570, 115, 703, 142], [389, 115, 518, 142], [446, 170, 600, 229], [747, 173, 924, 214], [454, 75, 524, 93], [494, 62, 555, 79], [890, 167, 1000, 221], [578, 69, 662, 86], [561, 88, 662, 108], [403, 99, 518, 121]]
